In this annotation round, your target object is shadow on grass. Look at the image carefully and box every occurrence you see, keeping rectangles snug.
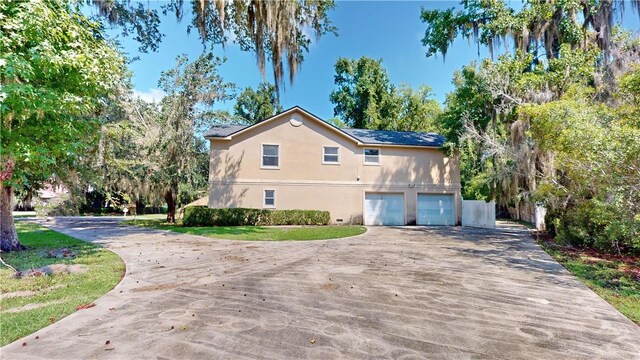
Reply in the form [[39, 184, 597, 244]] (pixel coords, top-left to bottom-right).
[[8, 223, 103, 271]]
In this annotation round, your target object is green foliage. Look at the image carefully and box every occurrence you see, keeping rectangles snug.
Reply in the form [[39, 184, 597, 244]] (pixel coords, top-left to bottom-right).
[[91, 0, 163, 53], [125, 220, 366, 241], [233, 82, 283, 124], [177, 183, 204, 208], [183, 206, 331, 227], [1, 0, 126, 190], [34, 195, 79, 217], [330, 57, 397, 129], [395, 85, 442, 132], [329, 57, 441, 131], [0, 222, 124, 345], [160, 0, 336, 95], [420, 0, 630, 60], [426, 1, 640, 255], [546, 200, 640, 253], [539, 239, 640, 324]]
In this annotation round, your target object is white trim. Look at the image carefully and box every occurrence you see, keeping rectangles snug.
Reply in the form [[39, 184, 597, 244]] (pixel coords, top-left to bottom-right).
[[260, 143, 280, 169], [322, 145, 341, 165], [206, 106, 444, 149], [363, 148, 381, 166], [263, 188, 276, 208], [210, 107, 363, 144], [210, 179, 462, 189]]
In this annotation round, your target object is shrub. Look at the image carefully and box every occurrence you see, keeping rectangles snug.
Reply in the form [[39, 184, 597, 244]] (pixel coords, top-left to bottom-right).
[[34, 195, 79, 216], [183, 207, 330, 226], [546, 199, 640, 254]]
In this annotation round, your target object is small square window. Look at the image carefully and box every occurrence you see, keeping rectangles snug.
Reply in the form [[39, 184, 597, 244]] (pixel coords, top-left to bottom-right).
[[323, 146, 340, 164], [264, 189, 275, 208], [364, 148, 380, 165], [262, 144, 279, 168]]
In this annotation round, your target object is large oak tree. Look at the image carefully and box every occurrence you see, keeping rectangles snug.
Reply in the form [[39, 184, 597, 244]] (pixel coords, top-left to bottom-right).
[[1, 0, 126, 251], [92, 0, 336, 96]]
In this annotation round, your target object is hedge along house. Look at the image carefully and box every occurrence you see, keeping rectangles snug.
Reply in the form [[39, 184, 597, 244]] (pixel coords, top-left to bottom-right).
[[205, 106, 462, 225]]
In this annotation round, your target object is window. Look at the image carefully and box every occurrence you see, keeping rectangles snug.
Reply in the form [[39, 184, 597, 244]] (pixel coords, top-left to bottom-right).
[[264, 189, 275, 208], [364, 148, 380, 165], [262, 144, 279, 168], [323, 146, 340, 164]]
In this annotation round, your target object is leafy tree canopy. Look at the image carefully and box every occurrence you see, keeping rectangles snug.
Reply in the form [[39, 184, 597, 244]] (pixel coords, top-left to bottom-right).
[[1, 0, 126, 192], [329, 57, 441, 131], [1, 0, 126, 251], [234, 82, 283, 124], [93, 0, 337, 95], [421, 0, 640, 60], [329, 57, 396, 129]]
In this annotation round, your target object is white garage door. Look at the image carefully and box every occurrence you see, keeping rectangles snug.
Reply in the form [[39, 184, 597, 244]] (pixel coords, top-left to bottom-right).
[[364, 193, 404, 225], [417, 194, 455, 225]]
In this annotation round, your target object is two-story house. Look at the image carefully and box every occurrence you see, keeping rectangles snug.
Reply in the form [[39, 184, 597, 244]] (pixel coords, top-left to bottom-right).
[[205, 106, 461, 225]]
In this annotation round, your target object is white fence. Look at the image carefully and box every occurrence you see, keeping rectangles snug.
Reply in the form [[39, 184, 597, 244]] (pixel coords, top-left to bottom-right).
[[535, 205, 547, 231], [462, 200, 496, 229]]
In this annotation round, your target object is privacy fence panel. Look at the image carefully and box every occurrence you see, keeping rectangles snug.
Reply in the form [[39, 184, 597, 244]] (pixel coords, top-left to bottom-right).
[[462, 200, 496, 229]]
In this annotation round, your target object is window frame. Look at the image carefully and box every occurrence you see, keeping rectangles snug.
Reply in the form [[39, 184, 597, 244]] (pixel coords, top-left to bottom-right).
[[322, 146, 341, 165], [363, 148, 381, 165], [263, 189, 276, 208], [261, 143, 280, 169]]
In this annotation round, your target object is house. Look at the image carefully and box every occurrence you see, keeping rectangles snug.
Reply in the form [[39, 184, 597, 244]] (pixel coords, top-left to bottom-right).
[[205, 106, 461, 225]]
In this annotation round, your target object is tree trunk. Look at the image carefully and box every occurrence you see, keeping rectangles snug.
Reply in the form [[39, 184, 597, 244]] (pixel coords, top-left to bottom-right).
[[136, 199, 145, 215], [1, 184, 25, 252], [165, 189, 176, 223]]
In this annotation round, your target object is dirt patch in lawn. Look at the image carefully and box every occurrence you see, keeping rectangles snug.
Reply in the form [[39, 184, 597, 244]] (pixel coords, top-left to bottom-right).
[[2, 300, 66, 314]]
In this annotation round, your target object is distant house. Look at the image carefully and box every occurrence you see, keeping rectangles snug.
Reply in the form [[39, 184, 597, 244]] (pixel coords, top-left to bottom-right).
[[205, 106, 461, 225]]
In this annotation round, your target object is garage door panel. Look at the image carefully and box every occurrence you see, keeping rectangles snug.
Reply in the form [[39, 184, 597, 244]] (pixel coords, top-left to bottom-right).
[[365, 193, 404, 226], [417, 194, 455, 225]]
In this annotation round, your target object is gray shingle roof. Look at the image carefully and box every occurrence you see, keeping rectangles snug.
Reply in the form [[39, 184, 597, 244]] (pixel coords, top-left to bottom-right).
[[205, 114, 445, 148], [204, 124, 248, 137], [340, 128, 445, 147]]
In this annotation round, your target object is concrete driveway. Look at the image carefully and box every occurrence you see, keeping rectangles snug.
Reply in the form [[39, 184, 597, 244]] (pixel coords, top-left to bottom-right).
[[2, 218, 639, 359]]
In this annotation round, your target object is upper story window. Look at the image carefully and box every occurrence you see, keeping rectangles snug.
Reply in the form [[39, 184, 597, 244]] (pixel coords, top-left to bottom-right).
[[261, 144, 279, 168], [364, 148, 380, 165], [322, 146, 340, 164]]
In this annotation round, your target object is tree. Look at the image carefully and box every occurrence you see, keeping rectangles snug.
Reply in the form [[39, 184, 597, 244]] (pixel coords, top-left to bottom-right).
[[329, 57, 398, 129], [155, 53, 234, 222], [421, 0, 640, 61], [395, 85, 441, 132], [234, 82, 282, 124], [1, 0, 125, 251], [329, 57, 441, 131], [94, 0, 337, 96], [424, 0, 640, 252]]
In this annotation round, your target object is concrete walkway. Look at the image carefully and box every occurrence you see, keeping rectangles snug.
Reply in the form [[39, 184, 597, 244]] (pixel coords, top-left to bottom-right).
[[2, 218, 639, 359]]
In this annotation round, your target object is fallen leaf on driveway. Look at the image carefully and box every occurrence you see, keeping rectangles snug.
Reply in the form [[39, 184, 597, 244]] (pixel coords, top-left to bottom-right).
[[76, 303, 96, 311]]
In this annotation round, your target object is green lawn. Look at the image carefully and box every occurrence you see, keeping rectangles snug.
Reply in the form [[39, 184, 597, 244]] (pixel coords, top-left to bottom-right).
[[122, 219, 367, 241], [538, 240, 640, 325], [0, 223, 125, 346]]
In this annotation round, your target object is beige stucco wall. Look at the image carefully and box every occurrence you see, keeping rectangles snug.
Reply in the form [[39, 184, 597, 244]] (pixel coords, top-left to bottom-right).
[[208, 110, 461, 225]]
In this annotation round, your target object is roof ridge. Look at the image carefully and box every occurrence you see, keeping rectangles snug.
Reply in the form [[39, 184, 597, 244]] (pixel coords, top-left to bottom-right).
[[205, 107, 445, 147]]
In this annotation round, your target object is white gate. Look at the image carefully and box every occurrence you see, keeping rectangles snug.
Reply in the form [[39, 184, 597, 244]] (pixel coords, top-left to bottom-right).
[[462, 200, 495, 229]]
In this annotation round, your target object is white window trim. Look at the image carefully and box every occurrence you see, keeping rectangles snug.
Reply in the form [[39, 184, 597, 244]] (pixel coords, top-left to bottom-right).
[[261, 143, 280, 169], [363, 148, 381, 166], [322, 145, 341, 165], [263, 189, 276, 208]]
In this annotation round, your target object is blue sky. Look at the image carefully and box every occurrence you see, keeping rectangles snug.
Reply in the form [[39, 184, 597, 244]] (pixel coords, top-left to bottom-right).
[[98, 1, 640, 120]]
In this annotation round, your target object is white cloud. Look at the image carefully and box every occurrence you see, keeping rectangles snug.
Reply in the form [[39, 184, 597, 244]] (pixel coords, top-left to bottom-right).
[[132, 88, 165, 103]]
